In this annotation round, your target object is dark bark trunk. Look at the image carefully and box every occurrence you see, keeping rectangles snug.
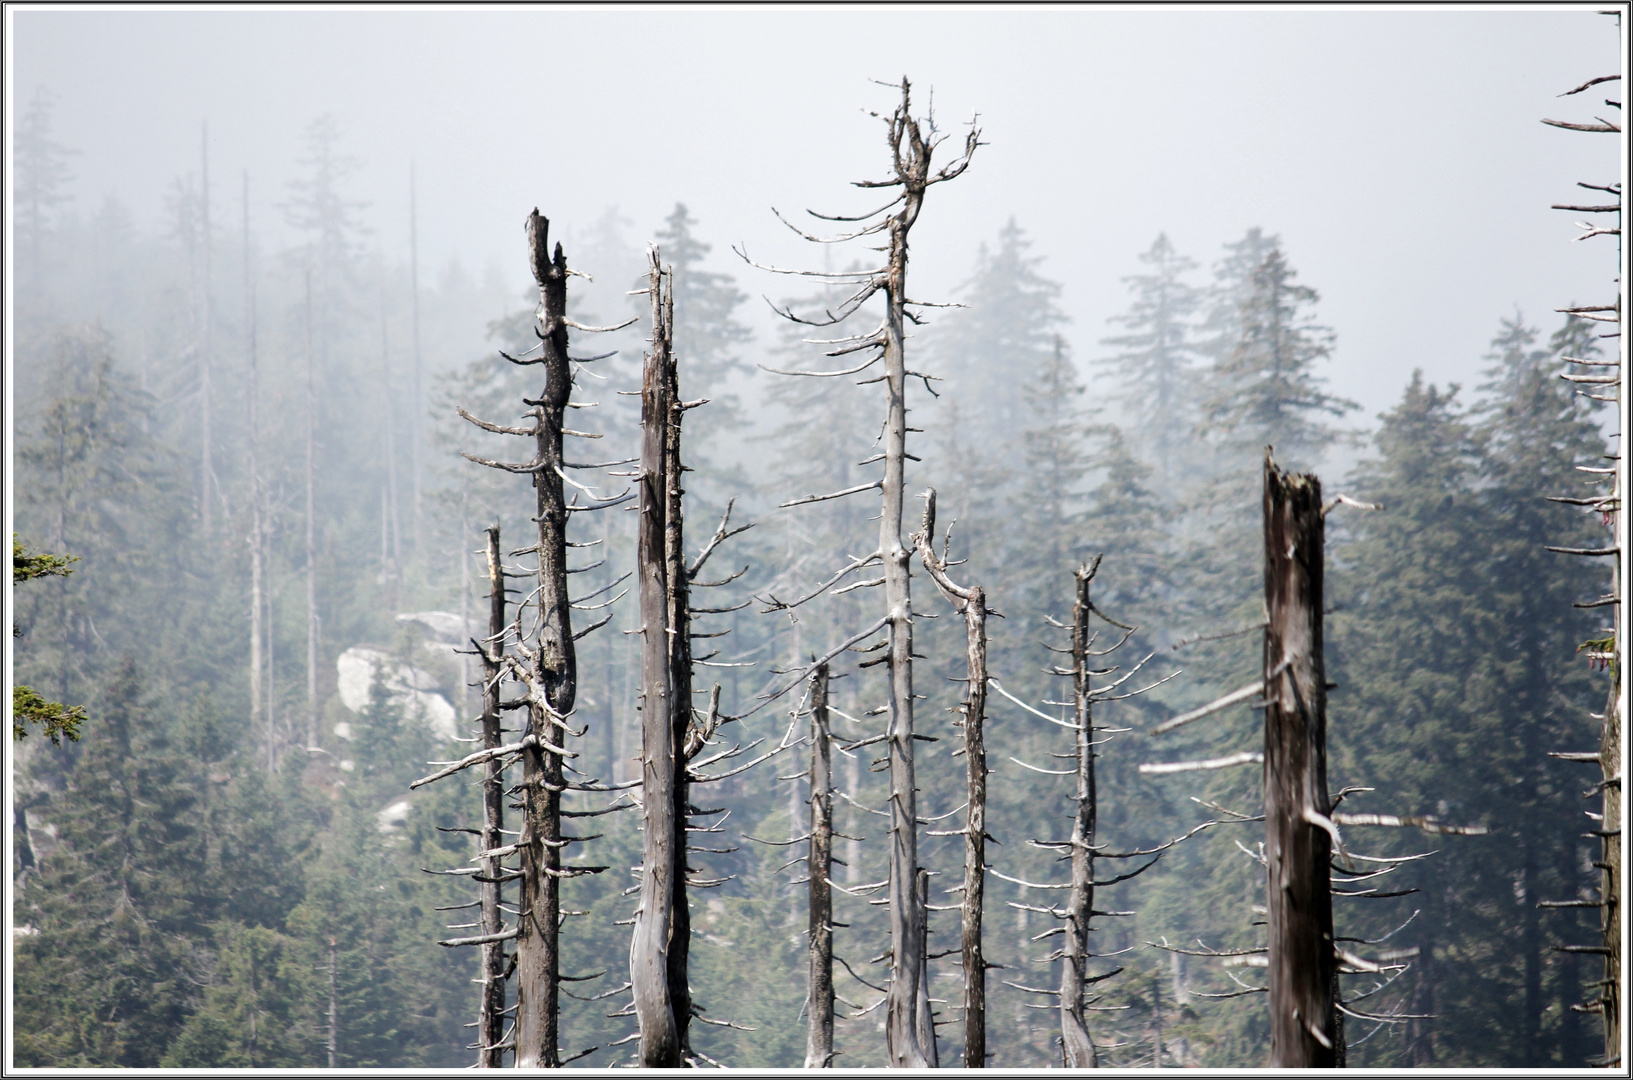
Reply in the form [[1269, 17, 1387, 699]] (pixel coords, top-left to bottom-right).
[[1060, 564, 1099, 1068], [1262, 451, 1338, 1068], [632, 251, 684, 1067], [1601, 678, 1621, 1064], [806, 663, 835, 1068], [514, 210, 575, 1069], [478, 526, 509, 1067]]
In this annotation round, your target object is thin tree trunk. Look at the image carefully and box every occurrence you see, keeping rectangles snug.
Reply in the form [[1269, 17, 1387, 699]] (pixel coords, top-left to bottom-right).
[[199, 121, 214, 538], [513, 210, 576, 1070], [913, 489, 989, 1067], [304, 269, 319, 750], [879, 120, 934, 1076], [1262, 451, 1337, 1067], [806, 662, 835, 1068], [409, 161, 424, 558], [632, 249, 682, 1067], [1060, 562, 1099, 1068], [478, 525, 509, 1067], [379, 302, 401, 572], [243, 171, 264, 765], [1600, 678, 1621, 1064]]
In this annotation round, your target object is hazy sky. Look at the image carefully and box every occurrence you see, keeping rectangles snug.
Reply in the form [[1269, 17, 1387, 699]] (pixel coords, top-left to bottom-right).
[[8, 5, 1626, 435]]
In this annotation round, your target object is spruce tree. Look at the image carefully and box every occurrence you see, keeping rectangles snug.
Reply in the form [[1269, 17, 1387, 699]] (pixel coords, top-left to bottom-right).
[[1097, 232, 1202, 487]]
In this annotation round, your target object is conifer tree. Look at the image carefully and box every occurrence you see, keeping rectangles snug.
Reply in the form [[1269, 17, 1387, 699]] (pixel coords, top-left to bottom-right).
[[1097, 232, 1202, 486]]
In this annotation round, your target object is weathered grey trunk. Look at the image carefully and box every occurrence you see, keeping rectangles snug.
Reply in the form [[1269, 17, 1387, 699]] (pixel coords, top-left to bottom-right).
[[199, 122, 214, 539], [304, 270, 319, 750], [243, 171, 265, 767], [1261, 452, 1338, 1067], [632, 251, 684, 1067], [514, 211, 575, 1069], [879, 110, 935, 1076], [327, 934, 338, 1068], [957, 586, 988, 1067], [805, 663, 835, 1068], [408, 160, 424, 555], [1060, 564, 1099, 1068], [478, 526, 508, 1067], [913, 489, 987, 1066]]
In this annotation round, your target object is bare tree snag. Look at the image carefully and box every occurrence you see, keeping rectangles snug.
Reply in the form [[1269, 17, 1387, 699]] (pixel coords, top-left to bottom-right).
[[242, 170, 268, 769], [746, 77, 977, 1069], [304, 269, 319, 750], [806, 662, 835, 1068], [513, 209, 577, 1069], [1060, 561, 1101, 1069], [913, 488, 988, 1067], [1262, 450, 1338, 1067], [632, 249, 684, 1068], [1542, 64, 1622, 1067], [478, 525, 509, 1068], [661, 266, 696, 1055]]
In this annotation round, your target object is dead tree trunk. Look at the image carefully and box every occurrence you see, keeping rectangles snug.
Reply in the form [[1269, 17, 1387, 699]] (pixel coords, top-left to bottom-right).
[[478, 525, 509, 1067], [913, 488, 988, 1067], [661, 276, 696, 1055], [1060, 561, 1099, 1068], [1543, 67, 1622, 1065], [745, 78, 977, 1067], [512, 210, 577, 1070], [806, 662, 835, 1068], [633, 250, 685, 1067], [199, 122, 214, 539], [304, 269, 319, 750], [1261, 451, 1337, 1067], [243, 170, 266, 768]]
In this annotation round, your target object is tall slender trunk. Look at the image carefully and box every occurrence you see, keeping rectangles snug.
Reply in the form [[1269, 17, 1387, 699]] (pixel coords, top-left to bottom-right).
[[244, 171, 264, 764], [914, 490, 988, 1066], [880, 161, 934, 1076], [478, 526, 509, 1067], [199, 121, 214, 538], [1060, 564, 1099, 1068], [806, 663, 835, 1068], [304, 270, 319, 750], [409, 161, 423, 558], [632, 250, 684, 1067], [514, 210, 576, 1069], [1261, 451, 1337, 1067]]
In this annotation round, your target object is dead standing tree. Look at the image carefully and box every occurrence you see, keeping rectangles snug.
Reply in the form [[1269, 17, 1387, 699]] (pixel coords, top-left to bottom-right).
[[413, 210, 631, 1068], [1144, 451, 1485, 1063], [806, 662, 837, 1069], [1541, 63, 1622, 1068], [911, 488, 991, 1067], [740, 76, 979, 1069], [989, 558, 1185, 1067], [630, 246, 757, 1067]]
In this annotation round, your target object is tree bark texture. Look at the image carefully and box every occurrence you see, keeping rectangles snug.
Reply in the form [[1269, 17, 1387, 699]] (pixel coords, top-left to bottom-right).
[[478, 525, 509, 1067], [1261, 451, 1338, 1068], [514, 210, 576, 1069], [632, 250, 686, 1067], [1060, 564, 1100, 1068], [806, 663, 836, 1068], [662, 280, 695, 1055]]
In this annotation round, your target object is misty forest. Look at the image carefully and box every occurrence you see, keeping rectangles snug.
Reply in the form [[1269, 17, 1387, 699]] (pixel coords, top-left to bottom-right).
[[8, 16, 1625, 1072]]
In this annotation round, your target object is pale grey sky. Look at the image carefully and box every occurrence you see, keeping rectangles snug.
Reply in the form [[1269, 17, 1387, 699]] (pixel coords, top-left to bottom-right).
[[8, 5, 1626, 432]]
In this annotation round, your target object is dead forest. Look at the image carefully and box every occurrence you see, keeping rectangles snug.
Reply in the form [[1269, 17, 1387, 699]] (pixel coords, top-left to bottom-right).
[[9, 34, 1625, 1073]]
